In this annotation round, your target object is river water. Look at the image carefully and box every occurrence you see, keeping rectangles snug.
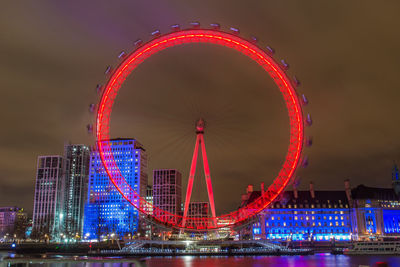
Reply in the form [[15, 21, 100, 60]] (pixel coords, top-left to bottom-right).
[[0, 253, 399, 267]]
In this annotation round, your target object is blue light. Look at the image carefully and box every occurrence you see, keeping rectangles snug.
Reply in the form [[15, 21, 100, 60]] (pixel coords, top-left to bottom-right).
[[256, 207, 352, 242], [383, 209, 400, 234], [11, 243, 16, 248], [83, 139, 144, 239]]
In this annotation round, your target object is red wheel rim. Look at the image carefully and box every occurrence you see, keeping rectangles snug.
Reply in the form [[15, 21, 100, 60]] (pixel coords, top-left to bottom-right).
[[96, 28, 304, 230]]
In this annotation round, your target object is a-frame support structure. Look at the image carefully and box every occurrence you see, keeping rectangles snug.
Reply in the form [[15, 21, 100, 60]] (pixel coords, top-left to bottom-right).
[[182, 118, 217, 228]]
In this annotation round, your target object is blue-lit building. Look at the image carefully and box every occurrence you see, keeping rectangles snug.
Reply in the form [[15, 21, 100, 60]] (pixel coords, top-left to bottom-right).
[[83, 138, 148, 240], [351, 163, 400, 240], [245, 164, 400, 242], [244, 182, 353, 242]]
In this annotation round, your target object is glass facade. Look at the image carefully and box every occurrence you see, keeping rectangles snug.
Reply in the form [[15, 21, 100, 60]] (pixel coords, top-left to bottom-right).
[[62, 144, 90, 239], [32, 156, 65, 239], [83, 139, 147, 240]]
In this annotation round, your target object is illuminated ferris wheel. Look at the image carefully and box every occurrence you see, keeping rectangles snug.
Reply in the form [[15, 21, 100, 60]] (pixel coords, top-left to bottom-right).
[[88, 22, 312, 231]]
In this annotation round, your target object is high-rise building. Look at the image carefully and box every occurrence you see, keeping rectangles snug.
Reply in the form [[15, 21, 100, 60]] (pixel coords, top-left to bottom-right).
[[32, 156, 65, 239], [83, 138, 147, 240], [62, 144, 90, 239], [153, 169, 182, 224], [0, 206, 27, 240]]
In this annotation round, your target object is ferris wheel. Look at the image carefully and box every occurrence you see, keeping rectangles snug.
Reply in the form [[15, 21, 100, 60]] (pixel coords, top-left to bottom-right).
[[88, 22, 312, 231]]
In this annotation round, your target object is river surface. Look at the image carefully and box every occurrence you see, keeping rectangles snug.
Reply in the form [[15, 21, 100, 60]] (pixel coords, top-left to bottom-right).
[[0, 253, 399, 267]]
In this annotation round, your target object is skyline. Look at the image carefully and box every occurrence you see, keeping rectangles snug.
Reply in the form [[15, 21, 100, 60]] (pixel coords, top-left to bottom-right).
[[1, 1, 400, 215]]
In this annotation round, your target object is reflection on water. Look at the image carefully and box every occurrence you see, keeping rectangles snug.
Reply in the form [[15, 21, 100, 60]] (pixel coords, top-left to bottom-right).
[[0, 253, 398, 267], [146, 254, 398, 267]]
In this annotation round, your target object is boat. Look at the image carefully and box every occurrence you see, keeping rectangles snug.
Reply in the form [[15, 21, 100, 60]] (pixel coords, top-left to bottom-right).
[[344, 241, 400, 255]]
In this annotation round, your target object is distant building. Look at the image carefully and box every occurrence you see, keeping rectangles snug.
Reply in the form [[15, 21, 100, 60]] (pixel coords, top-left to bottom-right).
[[247, 182, 352, 241], [153, 169, 182, 225], [187, 202, 209, 229], [144, 185, 153, 238], [83, 138, 148, 240], [145, 185, 153, 213], [62, 144, 90, 239], [32, 156, 66, 239], [0, 207, 27, 240], [350, 164, 400, 240]]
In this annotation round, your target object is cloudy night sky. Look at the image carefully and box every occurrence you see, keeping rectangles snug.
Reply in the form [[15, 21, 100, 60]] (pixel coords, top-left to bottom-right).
[[1, 1, 400, 216]]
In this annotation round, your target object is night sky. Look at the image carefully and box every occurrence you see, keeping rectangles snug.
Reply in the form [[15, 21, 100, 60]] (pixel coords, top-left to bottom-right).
[[1, 1, 400, 216]]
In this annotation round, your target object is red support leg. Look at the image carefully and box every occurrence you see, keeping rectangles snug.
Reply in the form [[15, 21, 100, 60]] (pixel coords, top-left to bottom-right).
[[200, 135, 217, 227], [182, 134, 200, 227]]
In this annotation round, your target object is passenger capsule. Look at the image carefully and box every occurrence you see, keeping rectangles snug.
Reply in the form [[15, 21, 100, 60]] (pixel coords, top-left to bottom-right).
[[230, 27, 240, 34], [171, 24, 180, 31], [305, 137, 313, 147], [293, 176, 301, 187], [250, 36, 258, 44], [86, 124, 93, 134], [118, 51, 126, 59], [280, 59, 289, 70], [301, 94, 309, 105], [95, 84, 103, 94], [301, 156, 309, 168], [305, 114, 313, 126], [190, 22, 200, 28], [104, 66, 112, 75], [210, 23, 220, 30], [151, 30, 161, 37], [89, 104, 96, 113], [134, 39, 143, 47], [293, 76, 301, 87], [266, 46, 275, 56]]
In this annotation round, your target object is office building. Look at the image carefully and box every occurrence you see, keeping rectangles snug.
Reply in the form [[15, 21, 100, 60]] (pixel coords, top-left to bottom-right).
[[187, 202, 209, 229], [62, 144, 90, 239], [83, 138, 148, 240], [153, 169, 182, 224], [0, 206, 27, 240], [32, 156, 65, 239]]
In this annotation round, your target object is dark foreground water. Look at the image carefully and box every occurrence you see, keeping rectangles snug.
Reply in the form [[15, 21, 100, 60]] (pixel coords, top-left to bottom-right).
[[1, 253, 399, 267], [146, 255, 398, 267]]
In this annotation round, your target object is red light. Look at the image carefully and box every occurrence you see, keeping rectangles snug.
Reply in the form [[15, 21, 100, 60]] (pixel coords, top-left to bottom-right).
[[96, 28, 305, 230]]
